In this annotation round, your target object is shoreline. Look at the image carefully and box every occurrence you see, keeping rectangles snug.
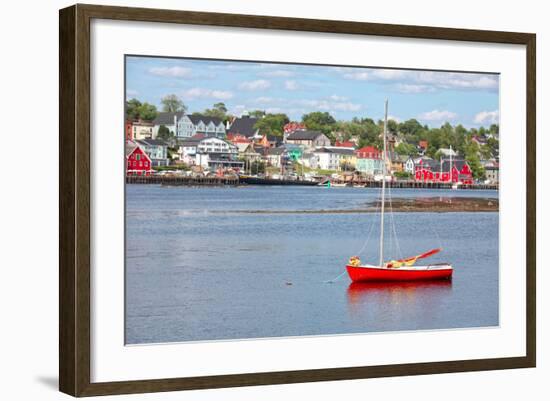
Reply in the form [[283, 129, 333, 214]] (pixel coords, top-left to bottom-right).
[[211, 197, 499, 214]]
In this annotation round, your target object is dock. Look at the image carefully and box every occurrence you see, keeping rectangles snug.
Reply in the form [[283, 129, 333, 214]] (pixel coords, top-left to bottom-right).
[[126, 175, 239, 186]]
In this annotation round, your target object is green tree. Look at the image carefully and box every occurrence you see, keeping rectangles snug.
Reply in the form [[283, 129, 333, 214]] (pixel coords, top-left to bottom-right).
[[125, 98, 158, 121], [398, 119, 423, 138], [203, 102, 229, 120], [161, 94, 186, 113], [464, 141, 485, 180], [137, 102, 158, 121], [126, 98, 142, 120], [394, 142, 417, 156], [249, 110, 266, 119], [156, 125, 173, 141], [254, 113, 290, 136], [302, 111, 336, 136]]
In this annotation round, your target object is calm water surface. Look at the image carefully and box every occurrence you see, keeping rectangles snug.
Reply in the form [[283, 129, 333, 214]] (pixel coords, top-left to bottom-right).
[[125, 185, 499, 344]]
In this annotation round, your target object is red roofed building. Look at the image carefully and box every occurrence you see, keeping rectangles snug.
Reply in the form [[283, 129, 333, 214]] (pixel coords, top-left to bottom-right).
[[356, 146, 381, 159], [126, 141, 153, 176], [335, 140, 356, 148], [283, 122, 306, 134], [226, 133, 251, 144]]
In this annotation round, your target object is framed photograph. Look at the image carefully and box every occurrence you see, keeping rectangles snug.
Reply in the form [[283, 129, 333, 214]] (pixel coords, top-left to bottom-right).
[[59, 4, 536, 397]]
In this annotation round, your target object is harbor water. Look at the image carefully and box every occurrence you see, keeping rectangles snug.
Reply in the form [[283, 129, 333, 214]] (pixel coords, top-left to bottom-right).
[[125, 185, 499, 344]]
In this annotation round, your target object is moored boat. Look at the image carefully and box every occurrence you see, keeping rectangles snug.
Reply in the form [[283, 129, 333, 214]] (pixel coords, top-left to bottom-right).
[[345, 99, 453, 283], [346, 263, 452, 282]]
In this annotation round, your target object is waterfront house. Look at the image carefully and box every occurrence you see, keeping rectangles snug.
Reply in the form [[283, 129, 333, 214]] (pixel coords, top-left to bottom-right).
[[227, 115, 260, 139], [403, 156, 415, 174], [135, 139, 170, 167], [126, 141, 152, 176], [177, 138, 201, 165], [355, 146, 384, 177], [265, 147, 286, 168], [131, 119, 154, 140], [312, 147, 355, 171], [195, 137, 243, 171], [414, 158, 473, 184], [485, 165, 499, 183], [285, 130, 331, 149]]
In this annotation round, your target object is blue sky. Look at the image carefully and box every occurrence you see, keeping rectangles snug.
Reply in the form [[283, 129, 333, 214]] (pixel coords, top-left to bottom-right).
[[126, 56, 499, 128]]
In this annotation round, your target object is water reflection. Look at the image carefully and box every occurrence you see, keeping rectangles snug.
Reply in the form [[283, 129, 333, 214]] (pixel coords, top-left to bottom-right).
[[347, 280, 452, 314]]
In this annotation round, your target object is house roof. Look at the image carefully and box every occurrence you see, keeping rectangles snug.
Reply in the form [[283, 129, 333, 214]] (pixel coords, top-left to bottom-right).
[[125, 142, 138, 157], [179, 138, 202, 147], [286, 130, 325, 141], [153, 111, 185, 126], [441, 159, 469, 172], [330, 148, 355, 156], [267, 147, 285, 155], [228, 116, 259, 137], [188, 114, 223, 126], [136, 139, 168, 147]]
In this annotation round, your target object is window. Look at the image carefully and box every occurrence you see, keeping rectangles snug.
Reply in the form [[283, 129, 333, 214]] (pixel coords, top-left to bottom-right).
[[136, 154, 140, 161], [139, 161, 143, 167]]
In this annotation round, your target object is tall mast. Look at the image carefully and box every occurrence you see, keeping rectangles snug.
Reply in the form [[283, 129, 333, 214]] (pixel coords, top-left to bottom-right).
[[449, 144, 453, 182], [379, 99, 388, 267]]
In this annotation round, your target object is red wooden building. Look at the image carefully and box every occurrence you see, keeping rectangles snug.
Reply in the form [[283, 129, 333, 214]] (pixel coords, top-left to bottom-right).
[[356, 146, 382, 159], [126, 141, 153, 176], [125, 120, 133, 140], [414, 158, 473, 184]]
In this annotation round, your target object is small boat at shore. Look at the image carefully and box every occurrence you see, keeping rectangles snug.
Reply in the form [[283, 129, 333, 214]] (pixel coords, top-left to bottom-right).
[[345, 100, 453, 283]]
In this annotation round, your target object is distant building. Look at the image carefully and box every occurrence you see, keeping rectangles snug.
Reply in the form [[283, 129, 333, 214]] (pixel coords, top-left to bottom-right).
[[126, 141, 152, 176], [153, 112, 225, 139], [334, 140, 356, 149], [355, 146, 384, 176], [227, 115, 260, 139], [193, 137, 243, 170], [285, 130, 331, 148], [485, 165, 499, 183], [125, 120, 134, 140], [313, 147, 356, 171], [265, 147, 286, 168], [131, 120, 154, 140], [403, 156, 415, 174], [152, 111, 184, 138], [415, 158, 473, 184], [135, 139, 169, 167]]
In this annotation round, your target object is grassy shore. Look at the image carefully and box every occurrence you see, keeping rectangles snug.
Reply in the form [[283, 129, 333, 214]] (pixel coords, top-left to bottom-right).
[[214, 197, 498, 214]]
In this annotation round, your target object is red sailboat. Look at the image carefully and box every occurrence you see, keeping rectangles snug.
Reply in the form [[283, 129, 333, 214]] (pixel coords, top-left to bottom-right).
[[346, 100, 453, 283]]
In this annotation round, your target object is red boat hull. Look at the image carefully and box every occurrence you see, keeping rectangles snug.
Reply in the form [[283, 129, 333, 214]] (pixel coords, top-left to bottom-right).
[[346, 265, 453, 282]]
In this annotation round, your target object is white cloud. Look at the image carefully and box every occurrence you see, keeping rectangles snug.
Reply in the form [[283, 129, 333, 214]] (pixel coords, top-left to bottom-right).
[[343, 71, 370, 80], [341, 68, 498, 92], [418, 109, 457, 121], [255, 96, 277, 104], [126, 89, 139, 97], [260, 69, 295, 77], [284, 80, 298, 90], [474, 110, 499, 124], [415, 71, 498, 91], [298, 99, 361, 112], [148, 66, 193, 78], [329, 94, 348, 101], [180, 87, 233, 100], [371, 70, 408, 80], [238, 79, 271, 91], [394, 84, 433, 94]]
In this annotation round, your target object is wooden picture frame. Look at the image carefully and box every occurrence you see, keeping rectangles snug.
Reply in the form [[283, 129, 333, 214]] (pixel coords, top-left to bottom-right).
[[59, 3, 536, 397]]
